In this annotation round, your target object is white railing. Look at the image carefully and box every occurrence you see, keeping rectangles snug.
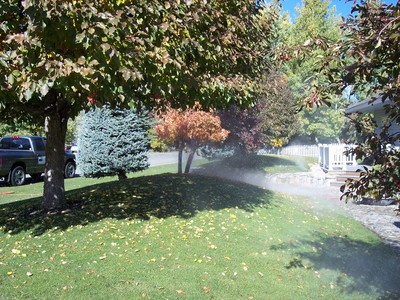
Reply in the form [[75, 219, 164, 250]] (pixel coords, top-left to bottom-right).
[[261, 144, 359, 171], [278, 145, 319, 157], [318, 144, 357, 171]]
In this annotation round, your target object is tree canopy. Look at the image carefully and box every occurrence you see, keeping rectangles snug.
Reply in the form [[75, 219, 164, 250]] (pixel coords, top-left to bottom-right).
[[215, 71, 298, 154], [279, 0, 348, 143], [311, 0, 400, 201], [0, 0, 278, 210]]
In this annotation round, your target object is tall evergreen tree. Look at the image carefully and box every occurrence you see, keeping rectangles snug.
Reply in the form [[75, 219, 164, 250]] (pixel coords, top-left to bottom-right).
[[283, 0, 348, 143], [78, 107, 150, 180]]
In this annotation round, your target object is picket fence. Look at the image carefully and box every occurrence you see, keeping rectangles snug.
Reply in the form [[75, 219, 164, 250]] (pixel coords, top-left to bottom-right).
[[277, 144, 358, 171], [278, 144, 319, 157]]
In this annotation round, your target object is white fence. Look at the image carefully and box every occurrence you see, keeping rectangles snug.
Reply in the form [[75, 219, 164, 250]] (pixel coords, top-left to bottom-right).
[[276, 144, 358, 171], [278, 145, 319, 157]]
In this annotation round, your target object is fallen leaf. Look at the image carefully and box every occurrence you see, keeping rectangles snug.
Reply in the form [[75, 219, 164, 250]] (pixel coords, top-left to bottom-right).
[[176, 289, 186, 294]]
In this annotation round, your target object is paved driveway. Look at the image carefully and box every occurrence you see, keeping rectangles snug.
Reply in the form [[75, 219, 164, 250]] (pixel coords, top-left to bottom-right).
[[148, 151, 200, 167]]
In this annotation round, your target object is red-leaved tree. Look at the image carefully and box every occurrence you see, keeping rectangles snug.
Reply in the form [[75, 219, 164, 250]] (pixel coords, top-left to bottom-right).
[[154, 103, 229, 173]]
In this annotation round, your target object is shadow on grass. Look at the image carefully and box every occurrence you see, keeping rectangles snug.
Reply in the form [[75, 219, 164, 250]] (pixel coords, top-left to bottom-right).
[[270, 232, 400, 298], [0, 173, 272, 236]]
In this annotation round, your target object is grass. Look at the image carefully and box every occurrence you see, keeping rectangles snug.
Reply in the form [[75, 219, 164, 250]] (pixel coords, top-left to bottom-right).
[[1, 156, 399, 299], [200, 154, 318, 174], [0, 159, 207, 205]]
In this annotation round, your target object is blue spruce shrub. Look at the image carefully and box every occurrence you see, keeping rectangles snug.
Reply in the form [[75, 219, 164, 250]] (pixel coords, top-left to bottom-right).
[[78, 107, 150, 180]]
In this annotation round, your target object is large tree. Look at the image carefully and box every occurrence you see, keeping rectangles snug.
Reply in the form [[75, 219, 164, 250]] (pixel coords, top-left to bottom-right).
[[259, 73, 298, 146], [215, 71, 298, 154], [311, 1, 400, 202], [281, 0, 348, 143], [217, 105, 266, 155], [0, 0, 278, 210]]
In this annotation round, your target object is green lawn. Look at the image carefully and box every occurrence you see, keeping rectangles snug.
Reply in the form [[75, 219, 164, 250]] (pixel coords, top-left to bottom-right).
[[200, 154, 318, 174], [1, 156, 399, 299], [0, 160, 196, 205]]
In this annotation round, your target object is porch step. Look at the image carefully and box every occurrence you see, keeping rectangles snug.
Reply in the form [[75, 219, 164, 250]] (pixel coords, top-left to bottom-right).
[[327, 170, 362, 176], [328, 171, 362, 187]]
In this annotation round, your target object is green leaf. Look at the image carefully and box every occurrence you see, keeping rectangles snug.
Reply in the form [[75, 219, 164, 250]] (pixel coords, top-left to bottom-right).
[[11, 70, 21, 77], [40, 84, 49, 96], [24, 87, 33, 100], [77, 56, 86, 65], [76, 32, 85, 43], [7, 74, 14, 85]]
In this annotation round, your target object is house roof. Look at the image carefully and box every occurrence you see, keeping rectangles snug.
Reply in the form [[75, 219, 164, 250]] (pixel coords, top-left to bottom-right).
[[345, 98, 386, 114]]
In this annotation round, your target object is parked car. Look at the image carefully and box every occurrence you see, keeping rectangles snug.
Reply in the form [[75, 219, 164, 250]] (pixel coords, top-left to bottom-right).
[[70, 143, 78, 155], [0, 136, 76, 186]]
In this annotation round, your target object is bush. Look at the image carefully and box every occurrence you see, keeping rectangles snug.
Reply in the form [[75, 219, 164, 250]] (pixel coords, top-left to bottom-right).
[[78, 107, 150, 180]]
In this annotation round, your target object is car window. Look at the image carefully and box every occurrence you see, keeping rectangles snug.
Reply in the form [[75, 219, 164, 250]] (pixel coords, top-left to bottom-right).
[[0, 138, 31, 150], [34, 139, 45, 151], [0, 139, 11, 149]]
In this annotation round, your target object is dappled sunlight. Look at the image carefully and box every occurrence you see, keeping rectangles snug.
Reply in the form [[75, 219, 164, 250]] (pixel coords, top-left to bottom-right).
[[0, 173, 273, 236]]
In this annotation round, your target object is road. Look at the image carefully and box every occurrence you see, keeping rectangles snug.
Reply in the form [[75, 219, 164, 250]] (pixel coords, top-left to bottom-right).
[[74, 151, 198, 175], [0, 151, 197, 184], [148, 151, 200, 166]]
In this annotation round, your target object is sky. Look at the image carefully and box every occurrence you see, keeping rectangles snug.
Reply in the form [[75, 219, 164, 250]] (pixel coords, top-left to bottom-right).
[[281, 0, 398, 19]]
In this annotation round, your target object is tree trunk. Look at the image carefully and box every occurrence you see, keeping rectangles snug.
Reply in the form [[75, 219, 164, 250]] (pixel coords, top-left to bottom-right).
[[184, 150, 195, 174], [178, 146, 183, 174], [42, 90, 69, 211], [118, 170, 127, 180]]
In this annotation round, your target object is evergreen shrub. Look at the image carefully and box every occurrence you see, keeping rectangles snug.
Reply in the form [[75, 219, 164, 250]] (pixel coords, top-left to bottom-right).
[[78, 107, 150, 180]]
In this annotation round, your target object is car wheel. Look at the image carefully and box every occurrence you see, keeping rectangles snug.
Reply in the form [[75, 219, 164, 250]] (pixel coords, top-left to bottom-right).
[[64, 161, 76, 178], [9, 166, 26, 186]]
